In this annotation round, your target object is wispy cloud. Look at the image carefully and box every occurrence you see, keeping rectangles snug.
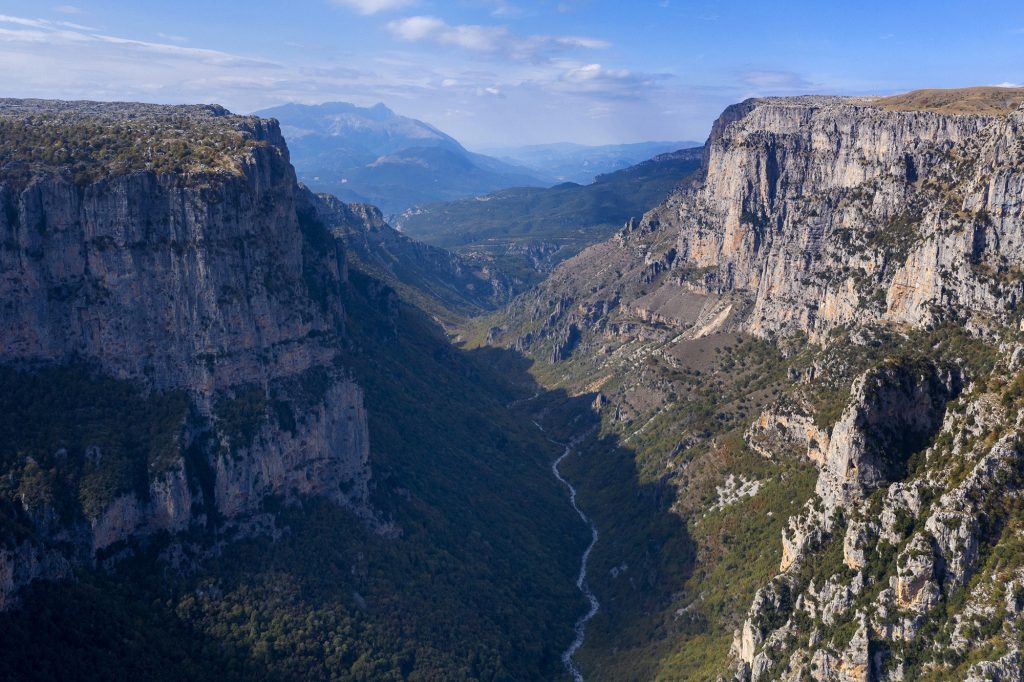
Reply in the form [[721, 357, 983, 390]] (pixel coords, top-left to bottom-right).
[[0, 14, 50, 28], [52, 4, 82, 14], [740, 69, 814, 93], [385, 15, 609, 60], [471, 0, 523, 17], [158, 32, 188, 43], [330, 0, 415, 15], [551, 62, 672, 99], [387, 16, 505, 51], [0, 10, 711, 145], [0, 15, 275, 68]]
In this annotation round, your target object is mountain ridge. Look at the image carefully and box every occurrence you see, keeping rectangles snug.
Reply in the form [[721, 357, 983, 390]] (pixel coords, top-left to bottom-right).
[[253, 101, 548, 214], [478, 140, 702, 184], [394, 146, 704, 285]]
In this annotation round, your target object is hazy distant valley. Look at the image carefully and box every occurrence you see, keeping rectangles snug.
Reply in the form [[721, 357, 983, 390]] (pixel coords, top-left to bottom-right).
[[254, 101, 548, 215], [3, 83, 1024, 682]]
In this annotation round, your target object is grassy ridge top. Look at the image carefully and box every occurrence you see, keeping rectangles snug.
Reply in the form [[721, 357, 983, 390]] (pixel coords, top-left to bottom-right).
[[869, 86, 1024, 115], [0, 98, 273, 187]]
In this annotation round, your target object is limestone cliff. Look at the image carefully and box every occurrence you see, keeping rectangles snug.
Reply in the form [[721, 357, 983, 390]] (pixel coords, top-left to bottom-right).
[[499, 94, 1024, 359], [484, 88, 1024, 680], [0, 100, 375, 608]]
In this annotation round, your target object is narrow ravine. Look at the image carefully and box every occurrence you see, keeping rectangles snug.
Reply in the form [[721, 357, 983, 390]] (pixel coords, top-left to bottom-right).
[[533, 420, 600, 682]]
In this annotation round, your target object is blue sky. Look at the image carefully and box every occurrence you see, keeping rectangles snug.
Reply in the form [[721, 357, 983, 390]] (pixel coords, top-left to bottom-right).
[[0, 1, 1022, 146]]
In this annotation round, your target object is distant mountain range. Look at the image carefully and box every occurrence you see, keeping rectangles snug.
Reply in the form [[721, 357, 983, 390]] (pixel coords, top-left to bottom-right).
[[394, 146, 704, 283], [254, 101, 549, 215], [478, 140, 702, 184]]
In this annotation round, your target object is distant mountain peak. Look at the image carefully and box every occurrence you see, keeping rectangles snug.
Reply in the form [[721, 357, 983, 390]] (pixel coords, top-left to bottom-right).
[[253, 101, 548, 214]]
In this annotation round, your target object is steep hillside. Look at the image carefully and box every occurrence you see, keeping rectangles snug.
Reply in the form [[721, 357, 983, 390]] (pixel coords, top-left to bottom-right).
[[480, 90, 1024, 680], [479, 140, 700, 184], [254, 102, 547, 214], [0, 99, 586, 680], [310, 192, 519, 325], [395, 147, 703, 284]]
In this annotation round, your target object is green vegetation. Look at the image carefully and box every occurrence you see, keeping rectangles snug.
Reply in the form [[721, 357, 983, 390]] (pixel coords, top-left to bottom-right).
[[397, 150, 702, 282], [0, 363, 188, 522], [0, 263, 589, 680], [501, 321, 822, 680], [213, 385, 267, 453], [0, 106, 263, 188], [865, 208, 923, 262]]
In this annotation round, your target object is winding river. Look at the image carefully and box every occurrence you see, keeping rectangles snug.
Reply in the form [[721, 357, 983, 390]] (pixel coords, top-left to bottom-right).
[[534, 420, 600, 682]]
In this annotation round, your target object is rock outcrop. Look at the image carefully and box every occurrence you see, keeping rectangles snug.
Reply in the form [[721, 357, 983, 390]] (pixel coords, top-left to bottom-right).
[[499, 94, 1024, 363], [815, 359, 959, 511], [0, 100, 377, 608], [669, 96, 1024, 341], [485, 88, 1024, 681], [310, 192, 517, 319]]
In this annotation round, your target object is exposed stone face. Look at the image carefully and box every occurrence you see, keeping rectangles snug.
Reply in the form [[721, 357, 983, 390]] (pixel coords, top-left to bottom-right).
[[965, 650, 1024, 682], [838, 615, 871, 682], [489, 93, 1024, 681], [877, 481, 923, 545], [504, 97, 1024, 366], [737, 382, 1024, 680], [670, 97, 1024, 341], [780, 501, 827, 571], [804, 572, 864, 626], [0, 101, 376, 608], [213, 379, 371, 518], [891, 534, 940, 612], [842, 520, 875, 571], [815, 360, 959, 511], [310, 192, 517, 315], [746, 409, 831, 464], [923, 436, 1023, 590], [0, 541, 72, 611], [0, 117, 342, 393]]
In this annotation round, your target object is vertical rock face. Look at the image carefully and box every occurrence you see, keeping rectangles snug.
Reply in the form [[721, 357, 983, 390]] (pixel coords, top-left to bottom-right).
[[815, 360, 959, 511], [0, 114, 340, 391], [499, 96, 1024, 374], [0, 100, 374, 607], [485, 90, 1024, 680], [309, 191, 516, 316], [674, 97, 1024, 340], [212, 379, 371, 519]]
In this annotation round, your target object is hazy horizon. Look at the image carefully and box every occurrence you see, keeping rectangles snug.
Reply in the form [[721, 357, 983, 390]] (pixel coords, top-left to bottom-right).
[[1, 1, 1022, 147]]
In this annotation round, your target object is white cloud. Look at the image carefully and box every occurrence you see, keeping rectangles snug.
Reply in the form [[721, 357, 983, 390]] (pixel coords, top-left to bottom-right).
[[158, 32, 189, 43], [53, 4, 82, 14], [740, 69, 814, 92], [0, 13, 294, 106], [0, 15, 51, 28], [549, 62, 667, 99], [0, 11, 710, 146], [556, 36, 611, 49], [387, 16, 506, 51], [330, 0, 415, 15], [385, 15, 608, 60]]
